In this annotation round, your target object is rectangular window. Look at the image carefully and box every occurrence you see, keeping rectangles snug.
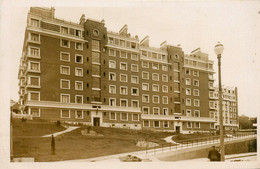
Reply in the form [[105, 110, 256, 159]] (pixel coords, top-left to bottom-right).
[[152, 53, 157, 59], [187, 122, 192, 128], [163, 121, 169, 128], [154, 121, 160, 128], [60, 52, 70, 62], [152, 73, 159, 81], [209, 82, 214, 88], [186, 109, 191, 117], [30, 108, 40, 117], [173, 62, 180, 71], [29, 61, 40, 72], [108, 37, 114, 44], [75, 42, 83, 50], [194, 89, 199, 96], [132, 100, 139, 108], [131, 88, 139, 96], [194, 122, 200, 128], [193, 79, 199, 86], [61, 109, 70, 118], [75, 110, 83, 119], [92, 52, 100, 63], [30, 18, 40, 27], [142, 61, 149, 68], [163, 108, 168, 115], [142, 50, 147, 57], [30, 33, 40, 42], [29, 47, 40, 58], [131, 64, 139, 72], [61, 39, 70, 48], [75, 81, 83, 90], [109, 49, 115, 56], [152, 63, 159, 70], [75, 55, 83, 64], [60, 79, 70, 89], [152, 84, 159, 92], [209, 101, 215, 109], [162, 75, 168, 82], [174, 72, 180, 81], [92, 40, 100, 51], [28, 76, 40, 87], [143, 107, 149, 114], [186, 99, 191, 106], [75, 95, 83, 104], [193, 70, 199, 76], [142, 83, 149, 91], [120, 62, 127, 70], [142, 71, 149, 79], [194, 110, 200, 117], [186, 88, 191, 95], [109, 72, 116, 81], [75, 30, 82, 37], [120, 74, 128, 82], [120, 86, 128, 95], [132, 114, 139, 121], [194, 99, 200, 107], [120, 40, 125, 47], [131, 53, 138, 60], [110, 112, 116, 120], [153, 95, 159, 104], [162, 85, 168, 93], [75, 67, 83, 76], [131, 42, 136, 49], [109, 85, 116, 94], [143, 120, 150, 127], [120, 51, 127, 59], [153, 107, 160, 115], [29, 91, 40, 101], [61, 94, 70, 103], [162, 65, 168, 71], [61, 26, 69, 34], [120, 99, 128, 107], [131, 76, 138, 84], [109, 98, 116, 106], [60, 65, 70, 75], [109, 60, 116, 69], [162, 96, 168, 104], [186, 78, 191, 85], [142, 94, 149, 103]]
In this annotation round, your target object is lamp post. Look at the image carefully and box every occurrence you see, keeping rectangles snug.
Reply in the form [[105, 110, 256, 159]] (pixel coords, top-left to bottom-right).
[[214, 42, 225, 161]]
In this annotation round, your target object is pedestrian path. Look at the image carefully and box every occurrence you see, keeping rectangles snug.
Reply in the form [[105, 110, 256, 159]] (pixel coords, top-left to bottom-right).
[[42, 126, 79, 137], [162, 135, 180, 144]]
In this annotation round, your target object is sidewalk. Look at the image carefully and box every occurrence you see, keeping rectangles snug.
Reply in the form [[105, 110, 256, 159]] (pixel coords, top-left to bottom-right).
[[42, 126, 79, 137]]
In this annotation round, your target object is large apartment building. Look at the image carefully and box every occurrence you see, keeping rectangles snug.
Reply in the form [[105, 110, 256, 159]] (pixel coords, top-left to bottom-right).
[[17, 7, 239, 133]]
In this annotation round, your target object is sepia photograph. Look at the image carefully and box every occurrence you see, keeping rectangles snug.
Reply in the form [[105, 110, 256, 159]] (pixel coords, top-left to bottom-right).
[[0, 0, 259, 168]]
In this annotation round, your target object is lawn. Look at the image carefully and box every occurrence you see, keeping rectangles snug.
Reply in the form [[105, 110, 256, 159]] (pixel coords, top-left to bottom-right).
[[172, 133, 218, 143], [12, 119, 174, 161]]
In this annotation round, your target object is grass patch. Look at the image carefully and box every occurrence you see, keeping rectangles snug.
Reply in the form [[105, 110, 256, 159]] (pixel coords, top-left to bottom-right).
[[172, 133, 218, 142]]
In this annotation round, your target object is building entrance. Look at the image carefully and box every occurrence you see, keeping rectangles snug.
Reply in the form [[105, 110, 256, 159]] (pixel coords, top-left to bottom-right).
[[175, 126, 180, 133], [93, 117, 100, 126]]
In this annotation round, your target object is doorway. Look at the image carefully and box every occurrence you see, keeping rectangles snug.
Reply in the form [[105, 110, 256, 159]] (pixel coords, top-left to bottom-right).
[[93, 117, 100, 127], [175, 126, 180, 133]]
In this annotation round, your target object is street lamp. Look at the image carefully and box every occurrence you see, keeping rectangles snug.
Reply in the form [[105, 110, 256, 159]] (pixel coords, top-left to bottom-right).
[[215, 42, 225, 161]]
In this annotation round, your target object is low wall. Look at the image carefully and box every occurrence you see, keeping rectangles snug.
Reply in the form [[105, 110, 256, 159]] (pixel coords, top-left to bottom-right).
[[156, 138, 257, 161]]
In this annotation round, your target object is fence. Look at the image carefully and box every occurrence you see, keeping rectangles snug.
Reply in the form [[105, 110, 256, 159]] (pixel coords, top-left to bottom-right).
[[145, 132, 256, 155]]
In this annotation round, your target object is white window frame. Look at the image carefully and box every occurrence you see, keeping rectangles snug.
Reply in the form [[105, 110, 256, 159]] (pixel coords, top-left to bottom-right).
[[61, 26, 69, 34], [120, 74, 128, 82], [152, 84, 160, 92], [209, 101, 215, 109], [109, 98, 116, 106], [153, 95, 160, 104], [28, 61, 40, 72], [186, 78, 191, 85], [120, 86, 128, 95], [193, 70, 199, 76], [194, 122, 200, 129], [75, 54, 83, 64], [75, 95, 83, 104], [131, 64, 139, 72], [152, 73, 159, 81], [75, 42, 83, 51], [131, 75, 139, 84], [193, 79, 199, 86], [142, 94, 149, 103], [154, 121, 160, 128], [153, 107, 160, 115], [109, 112, 117, 120], [60, 65, 70, 75], [162, 85, 168, 93], [142, 61, 149, 68], [28, 75, 40, 87], [131, 100, 139, 108], [142, 107, 150, 114], [28, 46, 40, 58], [142, 71, 149, 80], [194, 89, 200, 96], [194, 99, 200, 107], [30, 18, 40, 27], [75, 81, 83, 91], [120, 99, 128, 107], [60, 39, 70, 48], [120, 62, 128, 70], [120, 51, 127, 59], [29, 32, 40, 43], [194, 110, 200, 117], [186, 98, 191, 106], [60, 94, 70, 103], [109, 85, 116, 94], [142, 83, 149, 91], [132, 114, 139, 121], [60, 79, 70, 89], [162, 96, 168, 104], [75, 110, 83, 119], [28, 91, 40, 101], [186, 109, 192, 117], [163, 108, 168, 115], [162, 74, 168, 82], [60, 52, 70, 62], [131, 53, 138, 61], [163, 121, 169, 128], [185, 69, 190, 75], [109, 60, 116, 69], [152, 63, 159, 70], [143, 120, 150, 127], [109, 49, 116, 56], [75, 67, 83, 77], [187, 122, 192, 128], [186, 88, 191, 95], [60, 109, 70, 118], [109, 72, 116, 81], [120, 112, 128, 121], [131, 87, 139, 96], [162, 65, 168, 71]]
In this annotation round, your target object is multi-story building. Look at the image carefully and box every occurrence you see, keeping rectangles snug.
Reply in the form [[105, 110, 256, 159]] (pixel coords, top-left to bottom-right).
[[17, 7, 239, 133]]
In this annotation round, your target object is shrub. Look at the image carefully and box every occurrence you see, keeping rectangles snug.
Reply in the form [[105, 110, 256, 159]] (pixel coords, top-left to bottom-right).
[[21, 117, 27, 122], [56, 120, 61, 126]]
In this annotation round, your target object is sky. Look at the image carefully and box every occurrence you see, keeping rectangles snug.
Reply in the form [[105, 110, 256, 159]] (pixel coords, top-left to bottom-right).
[[1, 0, 260, 117]]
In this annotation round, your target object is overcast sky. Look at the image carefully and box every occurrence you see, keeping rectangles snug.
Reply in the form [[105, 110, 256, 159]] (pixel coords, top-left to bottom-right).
[[1, 0, 260, 117]]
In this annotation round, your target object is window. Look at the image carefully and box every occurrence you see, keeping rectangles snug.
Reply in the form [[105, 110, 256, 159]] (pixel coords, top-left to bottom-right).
[[120, 51, 127, 59], [108, 37, 114, 44], [187, 122, 192, 128], [173, 62, 180, 71], [152, 73, 159, 81], [142, 71, 149, 79], [75, 55, 83, 64], [75, 42, 83, 50], [109, 72, 116, 81], [131, 88, 139, 96], [120, 40, 125, 46], [152, 53, 157, 59], [153, 95, 159, 104], [132, 100, 139, 108], [162, 96, 168, 104], [61, 109, 70, 118], [131, 53, 138, 60], [109, 98, 116, 106], [29, 61, 40, 72], [60, 52, 70, 62], [30, 33, 40, 42], [209, 101, 216, 109], [193, 70, 199, 76], [162, 85, 168, 93], [186, 109, 191, 116], [194, 99, 200, 107], [75, 29, 82, 37], [120, 74, 128, 82], [163, 121, 169, 128], [93, 29, 99, 36], [142, 94, 149, 103], [109, 49, 115, 56], [29, 91, 40, 101], [174, 72, 180, 81], [163, 108, 168, 115], [194, 122, 200, 128], [210, 123, 215, 129], [209, 82, 214, 88], [131, 64, 139, 72], [193, 79, 199, 86], [29, 47, 40, 58], [75, 67, 83, 76], [30, 18, 40, 27], [194, 89, 199, 96], [186, 78, 191, 85], [142, 83, 149, 91], [60, 65, 70, 75], [185, 69, 190, 75], [194, 110, 200, 117], [109, 60, 116, 69], [142, 61, 149, 68], [75, 95, 83, 104], [152, 84, 159, 92], [92, 40, 100, 51], [143, 120, 150, 127], [131, 42, 136, 49], [92, 52, 100, 63], [132, 114, 139, 121], [186, 88, 191, 95], [110, 112, 116, 120], [109, 85, 116, 94], [61, 94, 70, 103], [75, 110, 83, 119], [120, 62, 127, 70], [149, 107, 159, 116], [186, 99, 191, 106], [75, 81, 83, 90], [61, 26, 69, 34], [142, 50, 147, 57], [120, 86, 128, 95], [174, 54, 179, 59], [120, 99, 128, 107], [61, 39, 70, 48], [154, 121, 160, 128], [143, 107, 149, 114], [152, 63, 159, 70], [131, 76, 138, 84], [30, 108, 40, 117], [162, 65, 168, 71], [60, 79, 70, 89], [162, 75, 168, 82]]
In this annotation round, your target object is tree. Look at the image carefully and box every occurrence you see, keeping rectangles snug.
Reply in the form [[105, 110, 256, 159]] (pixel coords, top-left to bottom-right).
[[239, 115, 254, 129]]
